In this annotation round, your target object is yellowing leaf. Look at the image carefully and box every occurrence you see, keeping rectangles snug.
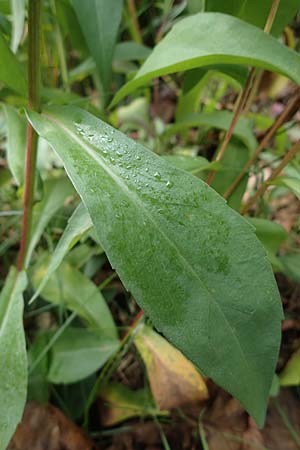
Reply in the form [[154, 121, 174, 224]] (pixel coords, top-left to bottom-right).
[[134, 324, 208, 410], [99, 382, 163, 426]]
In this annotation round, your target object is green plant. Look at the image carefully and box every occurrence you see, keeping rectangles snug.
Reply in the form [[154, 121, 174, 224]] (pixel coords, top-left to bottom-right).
[[0, 0, 300, 448]]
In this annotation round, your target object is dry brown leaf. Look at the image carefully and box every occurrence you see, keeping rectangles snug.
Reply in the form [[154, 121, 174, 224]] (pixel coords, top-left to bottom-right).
[[134, 324, 208, 410], [204, 389, 248, 450], [241, 417, 265, 450], [8, 401, 96, 450]]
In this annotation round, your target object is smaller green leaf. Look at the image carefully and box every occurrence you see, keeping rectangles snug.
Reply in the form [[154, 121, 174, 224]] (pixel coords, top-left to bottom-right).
[[28, 333, 50, 404], [269, 176, 300, 199], [56, 0, 87, 54], [246, 218, 288, 256], [162, 154, 220, 175], [47, 327, 119, 384], [30, 203, 93, 302], [279, 254, 300, 282], [26, 177, 74, 267], [71, 0, 123, 102], [10, 0, 25, 53], [32, 260, 118, 339], [0, 30, 26, 95], [2, 104, 26, 185], [166, 110, 257, 151], [175, 66, 246, 121], [280, 351, 300, 387], [114, 41, 151, 62], [212, 140, 250, 210], [0, 267, 27, 450]]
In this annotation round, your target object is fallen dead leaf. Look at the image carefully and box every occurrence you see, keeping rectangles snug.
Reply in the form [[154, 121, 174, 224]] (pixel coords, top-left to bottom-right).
[[203, 389, 248, 450], [262, 389, 300, 450], [134, 324, 208, 410], [8, 401, 96, 450]]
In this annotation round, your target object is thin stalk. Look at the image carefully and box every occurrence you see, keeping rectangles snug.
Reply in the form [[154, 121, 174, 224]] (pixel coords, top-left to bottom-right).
[[240, 140, 300, 215], [224, 91, 300, 200], [242, 0, 281, 115], [264, 0, 281, 34], [206, 68, 256, 185], [206, 0, 281, 185], [17, 0, 42, 271], [242, 69, 264, 116], [127, 0, 142, 44]]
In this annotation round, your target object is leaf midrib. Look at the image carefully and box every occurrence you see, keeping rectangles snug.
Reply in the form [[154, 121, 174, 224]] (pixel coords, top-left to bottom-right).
[[43, 112, 256, 384]]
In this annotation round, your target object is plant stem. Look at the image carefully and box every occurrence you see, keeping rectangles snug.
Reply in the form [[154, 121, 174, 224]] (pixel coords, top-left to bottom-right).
[[206, 0, 281, 186], [206, 68, 256, 185], [127, 0, 142, 44], [240, 140, 300, 215], [17, 0, 42, 271], [264, 0, 281, 33], [224, 90, 300, 200]]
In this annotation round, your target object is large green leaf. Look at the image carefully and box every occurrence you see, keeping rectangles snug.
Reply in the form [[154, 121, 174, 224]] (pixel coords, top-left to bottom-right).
[[28, 105, 283, 426], [47, 327, 119, 384], [0, 267, 27, 450], [111, 12, 300, 106], [0, 31, 26, 95], [71, 0, 123, 102], [206, 0, 300, 37]]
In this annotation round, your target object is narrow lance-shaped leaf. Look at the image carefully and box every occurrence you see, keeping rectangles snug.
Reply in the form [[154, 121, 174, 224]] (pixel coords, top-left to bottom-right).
[[0, 31, 26, 95], [10, 0, 26, 53], [2, 104, 26, 186], [28, 106, 283, 426], [71, 0, 123, 103], [111, 13, 300, 106], [0, 267, 27, 450], [25, 177, 74, 267], [30, 202, 93, 302]]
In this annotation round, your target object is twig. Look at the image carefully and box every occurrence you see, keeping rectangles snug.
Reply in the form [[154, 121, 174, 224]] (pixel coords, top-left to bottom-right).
[[206, 68, 256, 185], [240, 140, 300, 215], [224, 90, 300, 200], [17, 0, 42, 270]]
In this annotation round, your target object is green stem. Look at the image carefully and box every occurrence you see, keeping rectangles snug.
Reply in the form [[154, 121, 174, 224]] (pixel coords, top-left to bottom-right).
[[17, 0, 42, 271]]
